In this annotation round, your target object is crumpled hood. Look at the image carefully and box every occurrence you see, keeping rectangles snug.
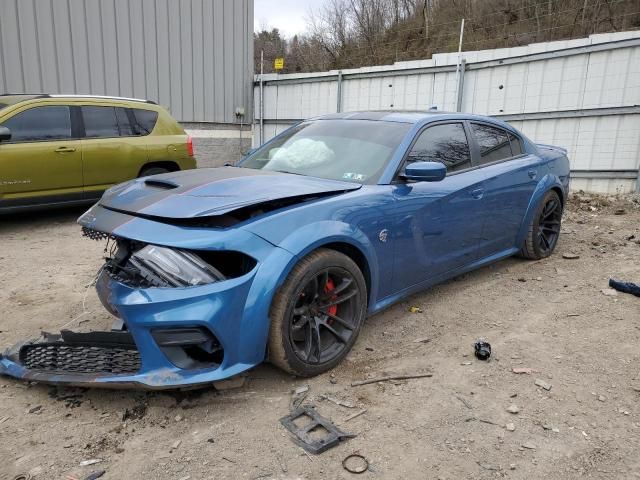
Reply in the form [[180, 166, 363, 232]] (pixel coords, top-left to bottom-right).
[[99, 167, 361, 219]]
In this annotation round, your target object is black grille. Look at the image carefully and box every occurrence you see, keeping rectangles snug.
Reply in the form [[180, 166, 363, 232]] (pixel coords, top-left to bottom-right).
[[20, 343, 141, 375], [81, 226, 114, 241]]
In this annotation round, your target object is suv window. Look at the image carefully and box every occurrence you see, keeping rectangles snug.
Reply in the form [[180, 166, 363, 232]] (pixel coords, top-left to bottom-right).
[[115, 107, 135, 136], [471, 123, 513, 165], [82, 106, 120, 138], [1, 106, 72, 142], [407, 123, 472, 173], [132, 109, 158, 135]]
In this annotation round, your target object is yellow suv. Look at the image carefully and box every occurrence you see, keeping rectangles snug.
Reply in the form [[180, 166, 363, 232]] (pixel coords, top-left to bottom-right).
[[0, 94, 196, 213]]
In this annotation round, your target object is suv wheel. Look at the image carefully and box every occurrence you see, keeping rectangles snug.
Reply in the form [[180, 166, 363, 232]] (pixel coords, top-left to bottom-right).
[[139, 166, 170, 177]]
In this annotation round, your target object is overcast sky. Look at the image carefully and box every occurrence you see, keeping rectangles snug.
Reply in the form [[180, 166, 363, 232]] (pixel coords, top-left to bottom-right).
[[254, 0, 329, 38]]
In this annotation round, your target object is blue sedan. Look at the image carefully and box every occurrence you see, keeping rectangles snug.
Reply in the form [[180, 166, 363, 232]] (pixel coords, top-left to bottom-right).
[[0, 111, 569, 389]]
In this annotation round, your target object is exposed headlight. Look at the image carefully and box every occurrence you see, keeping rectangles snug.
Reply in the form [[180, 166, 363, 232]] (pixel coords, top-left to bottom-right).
[[129, 245, 226, 287]]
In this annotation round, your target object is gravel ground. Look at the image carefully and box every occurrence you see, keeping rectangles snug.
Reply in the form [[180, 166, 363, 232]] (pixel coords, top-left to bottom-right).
[[0, 193, 639, 480]]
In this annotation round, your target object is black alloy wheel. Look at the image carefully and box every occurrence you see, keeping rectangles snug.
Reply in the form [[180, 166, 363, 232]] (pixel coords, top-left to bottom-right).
[[268, 249, 367, 377], [536, 195, 562, 254], [521, 190, 563, 260], [289, 267, 359, 364]]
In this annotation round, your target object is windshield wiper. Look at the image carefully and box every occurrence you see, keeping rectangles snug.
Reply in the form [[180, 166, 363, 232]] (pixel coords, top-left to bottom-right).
[[274, 169, 306, 176]]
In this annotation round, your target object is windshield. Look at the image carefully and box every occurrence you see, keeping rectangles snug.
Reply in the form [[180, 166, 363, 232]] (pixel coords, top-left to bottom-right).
[[240, 119, 411, 183]]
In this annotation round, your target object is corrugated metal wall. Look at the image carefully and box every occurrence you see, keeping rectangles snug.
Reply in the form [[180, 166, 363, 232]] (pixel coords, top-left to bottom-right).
[[0, 0, 253, 124], [254, 32, 640, 193]]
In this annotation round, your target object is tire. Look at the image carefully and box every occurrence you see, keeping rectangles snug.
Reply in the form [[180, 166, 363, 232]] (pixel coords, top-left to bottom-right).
[[520, 190, 563, 260], [139, 166, 170, 177], [268, 248, 367, 377]]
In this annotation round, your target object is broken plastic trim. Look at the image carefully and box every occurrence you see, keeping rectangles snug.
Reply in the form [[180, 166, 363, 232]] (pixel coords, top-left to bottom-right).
[[81, 226, 114, 241], [280, 405, 355, 454], [15, 330, 141, 376], [151, 327, 223, 370]]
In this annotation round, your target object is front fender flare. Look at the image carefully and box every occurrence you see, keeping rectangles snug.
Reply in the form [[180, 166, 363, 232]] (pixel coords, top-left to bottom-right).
[[272, 221, 379, 308]]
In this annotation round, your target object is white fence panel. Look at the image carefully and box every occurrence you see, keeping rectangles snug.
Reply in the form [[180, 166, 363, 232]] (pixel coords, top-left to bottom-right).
[[254, 31, 640, 193]]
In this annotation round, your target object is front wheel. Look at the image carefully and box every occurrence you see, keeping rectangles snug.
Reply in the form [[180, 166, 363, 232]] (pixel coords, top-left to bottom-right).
[[520, 190, 563, 259], [268, 249, 367, 377]]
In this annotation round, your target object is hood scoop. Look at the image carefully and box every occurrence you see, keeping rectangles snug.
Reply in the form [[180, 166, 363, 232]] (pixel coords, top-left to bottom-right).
[[144, 178, 180, 190], [100, 167, 361, 221]]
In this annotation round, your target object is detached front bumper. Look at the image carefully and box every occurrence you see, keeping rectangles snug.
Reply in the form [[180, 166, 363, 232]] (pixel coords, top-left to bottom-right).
[[1, 269, 258, 389], [0, 206, 296, 389]]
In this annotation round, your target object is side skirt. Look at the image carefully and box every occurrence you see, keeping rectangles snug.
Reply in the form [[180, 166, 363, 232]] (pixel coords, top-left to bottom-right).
[[370, 247, 520, 315]]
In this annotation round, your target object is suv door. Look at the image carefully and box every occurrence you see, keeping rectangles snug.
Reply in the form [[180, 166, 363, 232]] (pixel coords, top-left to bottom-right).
[[391, 122, 487, 292], [79, 105, 148, 200], [0, 105, 83, 208], [468, 122, 539, 255]]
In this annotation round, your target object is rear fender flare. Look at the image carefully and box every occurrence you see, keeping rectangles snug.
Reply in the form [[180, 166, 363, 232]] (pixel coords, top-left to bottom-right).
[[515, 173, 565, 246]]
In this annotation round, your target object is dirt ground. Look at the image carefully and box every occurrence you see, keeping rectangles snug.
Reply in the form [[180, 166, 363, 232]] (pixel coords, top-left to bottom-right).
[[1, 193, 639, 480]]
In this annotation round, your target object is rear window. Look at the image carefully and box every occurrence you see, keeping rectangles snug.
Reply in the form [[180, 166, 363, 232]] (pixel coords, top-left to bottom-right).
[[471, 123, 513, 165], [82, 106, 120, 138], [132, 109, 158, 135], [115, 107, 135, 136]]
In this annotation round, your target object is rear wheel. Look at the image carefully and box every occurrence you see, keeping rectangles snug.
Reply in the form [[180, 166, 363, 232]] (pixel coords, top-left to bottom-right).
[[268, 249, 367, 377], [520, 190, 563, 259], [139, 166, 170, 177]]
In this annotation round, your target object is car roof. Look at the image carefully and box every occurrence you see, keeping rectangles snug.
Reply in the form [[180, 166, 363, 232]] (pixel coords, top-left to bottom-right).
[[311, 110, 520, 133], [0, 93, 156, 105]]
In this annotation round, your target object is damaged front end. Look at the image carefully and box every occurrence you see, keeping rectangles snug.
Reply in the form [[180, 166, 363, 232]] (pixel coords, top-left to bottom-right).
[[0, 206, 295, 389], [1, 168, 357, 389]]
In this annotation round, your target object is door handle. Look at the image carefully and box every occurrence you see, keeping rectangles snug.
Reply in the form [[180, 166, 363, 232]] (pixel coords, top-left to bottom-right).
[[54, 146, 76, 153], [527, 169, 537, 179], [470, 188, 484, 199]]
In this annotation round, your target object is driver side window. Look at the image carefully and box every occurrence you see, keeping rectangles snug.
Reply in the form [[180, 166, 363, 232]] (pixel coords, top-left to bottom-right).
[[407, 123, 471, 173]]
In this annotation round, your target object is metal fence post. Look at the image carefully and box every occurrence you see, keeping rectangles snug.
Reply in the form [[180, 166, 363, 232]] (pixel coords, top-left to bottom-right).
[[259, 50, 264, 146], [336, 70, 343, 113], [456, 58, 466, 112]]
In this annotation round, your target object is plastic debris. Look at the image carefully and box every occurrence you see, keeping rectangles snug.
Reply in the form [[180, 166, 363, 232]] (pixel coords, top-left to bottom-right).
[[609, 278, 640, 297], [280, 405, 355, 454], [474, 338, 491, 360], [408, 306, 422, 313]]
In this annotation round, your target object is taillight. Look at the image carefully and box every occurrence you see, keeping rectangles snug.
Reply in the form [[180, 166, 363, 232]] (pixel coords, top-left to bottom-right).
[[187, 136, 194, 157]]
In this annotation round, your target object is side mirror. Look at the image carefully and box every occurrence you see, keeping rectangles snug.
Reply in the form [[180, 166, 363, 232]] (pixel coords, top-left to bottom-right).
[[403, 161, 446, 182], [0, 126, 11, 142]]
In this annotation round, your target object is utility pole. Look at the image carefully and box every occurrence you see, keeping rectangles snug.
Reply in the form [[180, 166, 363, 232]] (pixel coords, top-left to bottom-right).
[[453, 19, 465, 112]]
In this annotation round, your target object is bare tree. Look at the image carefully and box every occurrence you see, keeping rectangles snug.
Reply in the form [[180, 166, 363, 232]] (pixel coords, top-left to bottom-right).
[[255, 0, 640, 73]]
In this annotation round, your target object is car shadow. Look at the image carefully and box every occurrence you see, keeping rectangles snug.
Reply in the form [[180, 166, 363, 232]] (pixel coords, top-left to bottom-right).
[[0, 205, 89, 233]]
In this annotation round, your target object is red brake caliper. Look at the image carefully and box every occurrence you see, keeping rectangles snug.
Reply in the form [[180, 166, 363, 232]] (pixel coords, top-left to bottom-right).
[[324, 278, 338, 321]]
